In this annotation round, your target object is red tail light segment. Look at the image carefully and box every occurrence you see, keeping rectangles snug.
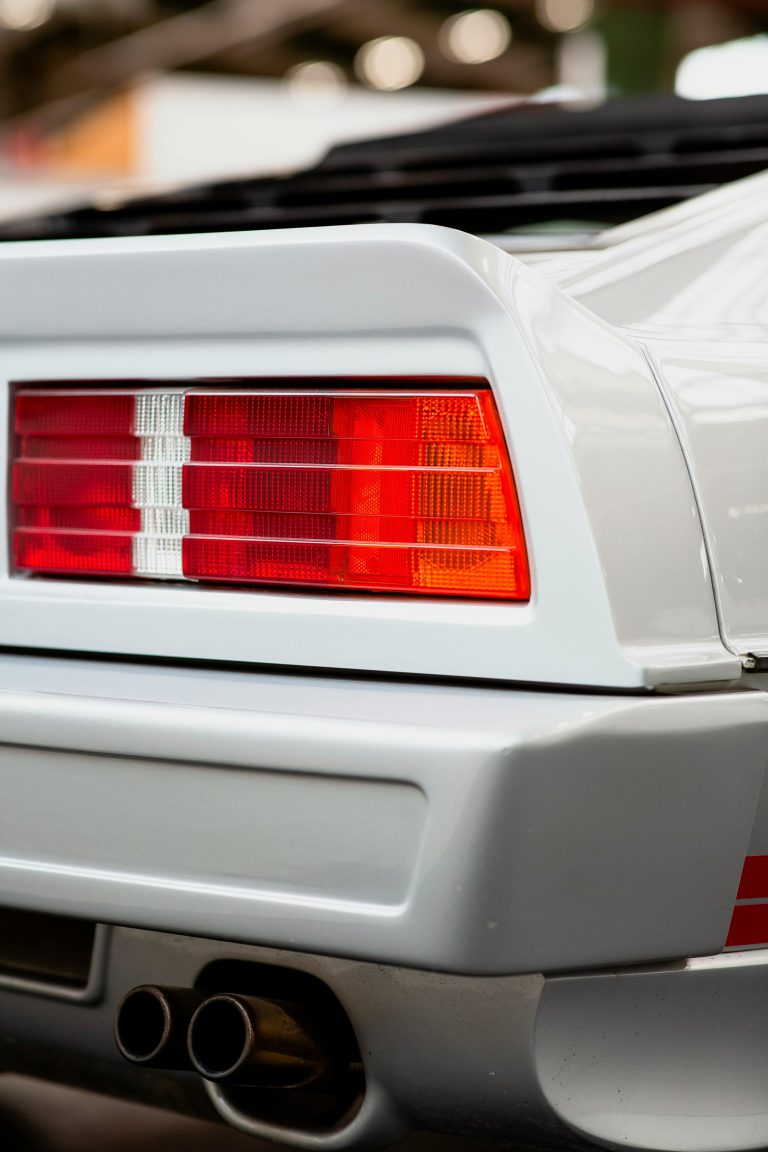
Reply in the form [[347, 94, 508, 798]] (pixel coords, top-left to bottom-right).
[[12, 384, 530, 600]]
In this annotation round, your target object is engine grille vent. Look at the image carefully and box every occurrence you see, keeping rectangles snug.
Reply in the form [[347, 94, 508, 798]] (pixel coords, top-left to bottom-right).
[[2, 93, 768, 241]]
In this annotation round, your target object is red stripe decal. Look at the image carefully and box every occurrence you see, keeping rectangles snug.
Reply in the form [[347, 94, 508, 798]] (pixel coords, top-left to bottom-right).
[[727, 903, 768, 948], [736, 855, 768, 899]]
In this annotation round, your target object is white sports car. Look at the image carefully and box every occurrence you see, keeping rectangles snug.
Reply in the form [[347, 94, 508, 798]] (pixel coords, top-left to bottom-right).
[[1, 93, 768, 1152]]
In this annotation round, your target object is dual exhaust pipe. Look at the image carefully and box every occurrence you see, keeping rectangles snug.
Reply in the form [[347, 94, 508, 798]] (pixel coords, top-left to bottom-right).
[[115, 984, 341, 1089]]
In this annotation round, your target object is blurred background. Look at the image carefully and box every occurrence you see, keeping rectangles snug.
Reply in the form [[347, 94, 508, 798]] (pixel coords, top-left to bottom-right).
[[0, 0, 766, 217]]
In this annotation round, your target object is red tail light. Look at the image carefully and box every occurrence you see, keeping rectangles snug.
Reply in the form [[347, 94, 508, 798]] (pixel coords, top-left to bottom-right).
[[12, 383, 530, 600]]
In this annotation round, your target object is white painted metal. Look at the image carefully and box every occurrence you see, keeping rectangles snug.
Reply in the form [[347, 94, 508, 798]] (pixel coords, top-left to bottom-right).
[[1, 653, 765, 974], [553, 168, 768, 325], [548, 168, 768, 661], [0, 224, 737, 686]]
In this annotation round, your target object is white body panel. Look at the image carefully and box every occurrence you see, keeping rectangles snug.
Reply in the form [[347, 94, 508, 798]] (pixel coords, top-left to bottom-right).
[[0, 224, 733, 687], [551, 168, 768, 661]]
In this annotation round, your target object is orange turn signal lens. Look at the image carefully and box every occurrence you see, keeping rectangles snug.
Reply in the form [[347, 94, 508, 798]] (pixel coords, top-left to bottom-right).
[[183, 387, 530, 600]]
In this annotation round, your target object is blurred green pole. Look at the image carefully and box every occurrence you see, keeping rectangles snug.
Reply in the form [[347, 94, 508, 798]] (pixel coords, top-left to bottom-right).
[[594, 5, 668, 93]]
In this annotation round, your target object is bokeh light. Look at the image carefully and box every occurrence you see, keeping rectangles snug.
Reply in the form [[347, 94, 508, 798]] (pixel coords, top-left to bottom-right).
[[285, 60, 347, 97], [0, 0, 54, 31], [441, 9, 512, 65], [354, 36, 425, 91], [535, 0, 594, 35]]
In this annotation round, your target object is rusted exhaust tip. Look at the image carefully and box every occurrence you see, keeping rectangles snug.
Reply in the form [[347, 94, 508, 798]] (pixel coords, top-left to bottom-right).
[[115, 984, 204, 1071]]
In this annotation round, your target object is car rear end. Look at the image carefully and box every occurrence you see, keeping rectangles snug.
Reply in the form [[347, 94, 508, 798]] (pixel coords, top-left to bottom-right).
[[3, 85, 768, 1147], [3, 102, 768, 1152]]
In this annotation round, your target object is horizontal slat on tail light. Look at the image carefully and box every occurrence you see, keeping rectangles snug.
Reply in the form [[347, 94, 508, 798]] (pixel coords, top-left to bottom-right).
[[12, 383, 530, 600]]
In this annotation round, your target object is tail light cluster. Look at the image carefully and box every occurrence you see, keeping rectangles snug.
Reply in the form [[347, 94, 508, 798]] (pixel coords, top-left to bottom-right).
[[12, 382, 530, 600]]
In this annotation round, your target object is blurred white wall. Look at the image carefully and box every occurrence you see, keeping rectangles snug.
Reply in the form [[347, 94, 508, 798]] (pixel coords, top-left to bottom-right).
[[676, 34, 768, 100], [0, 72, 512, 220], [136, 72, 510, 181], [0, 173, 104, 220]]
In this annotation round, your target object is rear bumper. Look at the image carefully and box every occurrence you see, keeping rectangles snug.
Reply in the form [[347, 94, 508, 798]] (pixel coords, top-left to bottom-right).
[[0, 653, 767, 974], [5, 924, 768, 1152], [4, 655, 768, 1150], [537, 949, 768, 1152]]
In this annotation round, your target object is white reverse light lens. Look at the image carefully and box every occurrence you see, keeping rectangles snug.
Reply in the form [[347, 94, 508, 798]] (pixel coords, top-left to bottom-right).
[[133, 391, 188, 574], [442, 9, 512, 65], [536, 0, 594, 34], [134, 392, 185, 438], [355, 36, 425, 91]]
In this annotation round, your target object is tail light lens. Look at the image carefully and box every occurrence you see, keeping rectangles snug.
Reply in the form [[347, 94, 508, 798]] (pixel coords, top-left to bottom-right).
[[12, 383, 530, 600]]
